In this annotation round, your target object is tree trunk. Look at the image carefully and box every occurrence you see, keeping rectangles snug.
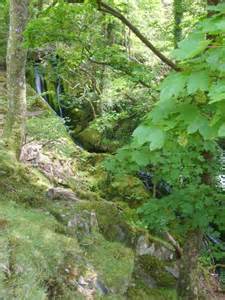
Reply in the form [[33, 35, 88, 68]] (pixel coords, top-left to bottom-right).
[[207, 0, 220, 4], [3, 0, 29, 159], [177, 231, 203, 300], [173, 0, 183, 48]]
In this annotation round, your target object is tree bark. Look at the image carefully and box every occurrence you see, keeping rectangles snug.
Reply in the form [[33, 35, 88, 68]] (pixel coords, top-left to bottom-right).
[[173, 0, 183, 48], [207, 0, 220, 4], [177, 231, 203, 300], [3, 0, 29, 159]]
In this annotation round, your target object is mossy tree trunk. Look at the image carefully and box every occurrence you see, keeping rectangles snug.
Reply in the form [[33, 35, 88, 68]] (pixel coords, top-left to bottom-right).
[[177, 230, 203, 300], [173, 0, 183, 48], [3, 0, 29, 159]]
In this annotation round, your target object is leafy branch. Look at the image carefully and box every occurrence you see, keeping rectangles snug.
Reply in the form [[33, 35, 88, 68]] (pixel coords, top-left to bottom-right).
[[96, 0, 180, 71]]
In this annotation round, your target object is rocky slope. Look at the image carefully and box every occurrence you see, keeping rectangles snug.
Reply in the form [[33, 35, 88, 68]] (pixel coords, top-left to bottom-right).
[[0, 71, 178, 299]]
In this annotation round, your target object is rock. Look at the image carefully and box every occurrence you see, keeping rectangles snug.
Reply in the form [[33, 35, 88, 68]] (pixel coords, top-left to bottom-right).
[[165, 265, 179, 279], [76, 269, 109, 300], [68, 210, 99, 238], [135, 255, 177, 288], [105, 175, 149, 206], [47, 187, 79, 201], [20, 141, 74, 184], [77, 127, 104, 152], [136, 235, 174, 261], [77, 126, 118, 153]]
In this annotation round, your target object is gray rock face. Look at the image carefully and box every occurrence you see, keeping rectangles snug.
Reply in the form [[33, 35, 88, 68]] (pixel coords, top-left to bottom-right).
[[68, 210, 99, 238], [136, 235, 174, 261], [47, 187, 79, 201], [20, 141, 74, 184], [76, 272, 109, 300]]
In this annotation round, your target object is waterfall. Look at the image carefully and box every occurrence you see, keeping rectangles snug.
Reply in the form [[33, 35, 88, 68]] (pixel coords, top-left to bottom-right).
[[56, 77, 63, 118], [34, 65, 43, 95]]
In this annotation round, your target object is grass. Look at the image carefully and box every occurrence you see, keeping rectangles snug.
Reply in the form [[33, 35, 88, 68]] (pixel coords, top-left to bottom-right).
[[0, 200, 83, 299]]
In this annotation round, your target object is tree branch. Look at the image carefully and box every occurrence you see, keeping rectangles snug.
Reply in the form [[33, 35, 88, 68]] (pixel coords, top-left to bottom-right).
[[89, 58, 151, 88], [97, 1, 179, 71]]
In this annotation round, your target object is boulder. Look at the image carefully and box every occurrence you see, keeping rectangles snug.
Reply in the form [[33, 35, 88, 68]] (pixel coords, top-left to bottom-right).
[[20, 141, 74, 184], [136, 235, 174, 261], [68, 210, 99, 238], [105, 175, 149, 206], [47, 187, 79, 202]]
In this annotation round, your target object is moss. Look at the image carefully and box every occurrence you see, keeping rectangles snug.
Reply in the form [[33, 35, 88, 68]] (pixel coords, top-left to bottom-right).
[[81, 233, 134, 296], [49, 199, 138, 245], [77, 127, 119, 153], [0, 71, 180, 298], [103, 175, 150, 207], [0, 201, 84, 299], [0, 146, 48, 207], [137, 255, 176, 288], [127, 285, 177, 300]]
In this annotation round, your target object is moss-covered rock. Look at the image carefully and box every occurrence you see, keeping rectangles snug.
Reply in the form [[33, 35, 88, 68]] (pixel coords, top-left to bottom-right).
[[136, 255, 177, 288], [76, 126, 119, 153], [0, 201, 85, 299], [127, 285, 177, 300], [81, 233, 134, 296], [103, 175, 150, 207]]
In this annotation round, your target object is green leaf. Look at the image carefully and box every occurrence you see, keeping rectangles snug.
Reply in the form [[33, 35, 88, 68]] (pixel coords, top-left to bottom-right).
[[132, 149, 150, 166], [187, 71, 210, 94], [133, 125, 152, 146], [133, 125, 165, 150], [200, 15, 225, 34], [208, 80, 225, 104], [187, 114, 216, 139], [207, 3, 225, 13], [177, 104, 200, 125], [187, 115, 206, 134], [160, 73, 187, 102], [218, 123, 225, 137], [172, 33, 210, 61], [206, 47, 225, 72], [148, 128, 165, 150], [149, 98, 176, 123]]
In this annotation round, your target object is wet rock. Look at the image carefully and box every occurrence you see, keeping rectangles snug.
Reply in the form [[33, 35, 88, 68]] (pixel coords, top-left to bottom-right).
[[47, 187, 79, 201]]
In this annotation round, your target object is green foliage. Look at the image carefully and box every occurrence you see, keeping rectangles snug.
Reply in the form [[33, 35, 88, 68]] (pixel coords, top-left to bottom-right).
[[0, 0, 8, 65], [106, 4, 225, 241]]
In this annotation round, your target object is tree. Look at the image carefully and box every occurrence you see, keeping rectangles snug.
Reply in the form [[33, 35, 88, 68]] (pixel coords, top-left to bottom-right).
[[106, 1, 225, 298], [173, 0, 183, 48], [3, 0, 29, 158], [96, 0, 179, 71]]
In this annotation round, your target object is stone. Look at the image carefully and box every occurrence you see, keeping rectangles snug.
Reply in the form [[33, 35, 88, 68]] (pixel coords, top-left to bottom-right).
[[47, 187, 79, 201], [68, 210, 99, 238], [136, 235, 174, 261], [20, 141, 74, 184], [76, 268, 109, 300]]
